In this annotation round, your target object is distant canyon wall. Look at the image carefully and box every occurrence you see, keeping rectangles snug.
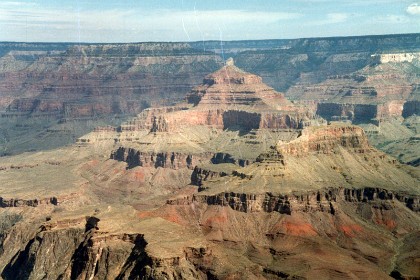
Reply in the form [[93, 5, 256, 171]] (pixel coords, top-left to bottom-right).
[[316, 101, 406, 123], [0, 43, 224, 118], [371, 52, 420, 63], [1, 34, 419, 120]]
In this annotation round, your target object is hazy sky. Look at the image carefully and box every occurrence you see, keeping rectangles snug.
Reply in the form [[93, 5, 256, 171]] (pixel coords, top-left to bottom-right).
[[0, 0, 419, 42]]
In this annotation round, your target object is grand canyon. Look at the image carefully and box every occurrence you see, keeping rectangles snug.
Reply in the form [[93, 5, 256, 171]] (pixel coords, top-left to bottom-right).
[[0, 33, 419, 279]]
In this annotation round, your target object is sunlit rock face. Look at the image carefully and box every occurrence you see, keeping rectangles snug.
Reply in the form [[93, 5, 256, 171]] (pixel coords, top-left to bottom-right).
[[0, 35, 420, 279]]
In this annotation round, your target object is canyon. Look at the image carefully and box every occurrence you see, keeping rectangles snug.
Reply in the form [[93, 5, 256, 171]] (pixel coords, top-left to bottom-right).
[[0, 34, 419, 279], [0, 34, 419, 160]]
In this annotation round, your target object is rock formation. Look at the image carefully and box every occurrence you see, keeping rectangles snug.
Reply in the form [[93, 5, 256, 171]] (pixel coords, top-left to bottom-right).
[[1, 34, 419, 156], [0, 120, 419, 278], [0, 35, 419, 279], [285, 49, 420, 166], [81, 61, 320, 170]]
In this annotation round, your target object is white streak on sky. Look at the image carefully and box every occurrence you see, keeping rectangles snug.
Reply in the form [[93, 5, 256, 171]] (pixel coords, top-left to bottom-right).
[[194, 1, 205, 51], [182, 18, 191, 41], [0, 1, 418, 42]]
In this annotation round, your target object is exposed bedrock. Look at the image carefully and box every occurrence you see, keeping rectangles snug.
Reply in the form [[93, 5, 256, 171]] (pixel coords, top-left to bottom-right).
[[0, 42, 224, 118], [222, 110, 308, 130], [191, 187, 419, 214], [111, 148, 216, 170], [119, 105, 190, 132], [191, 166, 231, 187], [141, 109, 310, 133], [222, 110, 261, 131], [0, 197, 58, 208], [317, 103, 378, 122], [111, 147, 254, 170], [210, 153, 252, 166], [0, 216, 205, 280], [403, 100, 420, 118], [277, 125, 371, 157], [260, 112, 309, 129], [317, 101, 408, 123], [77, 62, 317, 137]]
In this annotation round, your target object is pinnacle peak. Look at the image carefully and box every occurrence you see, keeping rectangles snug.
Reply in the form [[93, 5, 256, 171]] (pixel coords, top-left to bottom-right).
[[202, 61, 263, 86], [226, 57, 234, 66]]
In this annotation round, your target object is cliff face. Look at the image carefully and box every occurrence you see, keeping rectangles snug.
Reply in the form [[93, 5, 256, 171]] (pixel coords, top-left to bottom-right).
[[110, 148, 214, 170], [146, 62, 313, 133], [282, 48, 420, 165], [2, 34, 418, 117], [290, 56, 419, 122], [1, 152, 418, 280], [0, 216, 205, 280], [0, 43, 224, 155], [198, 33, 420, 91], [196, 124, 417, 196], [276, 125, 370, 157], [0, 119, 419, 279], [374, 52, 420, 63], [314, 97, 413, 124], [93, 63, 318, 174], [192, 187, 419, 215], [1, 35, 419, 156], [1, 35, 420, 279], [0, 42, 223, 116], [403, 100, 420, 117]]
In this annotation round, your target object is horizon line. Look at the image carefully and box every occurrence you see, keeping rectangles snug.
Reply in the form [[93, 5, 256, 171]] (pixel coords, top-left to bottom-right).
[[1, 32, 419, 45]]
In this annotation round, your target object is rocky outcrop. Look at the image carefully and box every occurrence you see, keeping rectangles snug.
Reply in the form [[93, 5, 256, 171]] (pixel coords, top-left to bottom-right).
[[224, 34, 420, 92], [372, 52, 420, 63], [292, 58, 418, 123], [276, 125, 371, 157], [376, 101, 405, 120], [222, 110, 261, 131], [118, 105, 190, 132], [317, 100, 409, 123], [150, 116, 169, 133], [122, 62, 318, 133], [191, 166, 233, 186], [93, 126, 117, 132], [111, 148, 214, 169], [0, 217, 206, 280], [403, 100, 420, 118], [1, 35, 420, 280], [131, 109, 310, 133], [110, 147, 255, 170], [317, 103, 377, 122], [202, 65, 263, 86], [192, 187, 419, 214], [1, 34, 419, 118], [260, 112, 311, 129], [0, 42, 224, 117], [0, 197, 58, 208], [186, 62, 290, 110], [210, 153, 252, 166]]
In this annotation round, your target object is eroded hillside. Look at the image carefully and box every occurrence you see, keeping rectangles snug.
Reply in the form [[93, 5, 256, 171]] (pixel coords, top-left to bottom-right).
[[1, 34, 419, 156], [0, 62, 418, 279]]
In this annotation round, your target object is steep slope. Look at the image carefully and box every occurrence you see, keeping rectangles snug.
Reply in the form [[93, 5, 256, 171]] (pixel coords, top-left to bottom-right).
[[0, 60, 419, 279], [79, 61, 319, 168], [0, 43, 223, 155], [233, 33, 420, 91], [1, 34, 419, 156], [0, 43, 223, 115], [0, 123, 418, 279], [286, 52, 420, 166]]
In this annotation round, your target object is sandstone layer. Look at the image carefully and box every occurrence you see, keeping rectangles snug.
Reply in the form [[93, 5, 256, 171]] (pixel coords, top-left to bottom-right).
[[1, 34, 419, 157], [0, 122, 418, 279], [0, 36, 419, 279]]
